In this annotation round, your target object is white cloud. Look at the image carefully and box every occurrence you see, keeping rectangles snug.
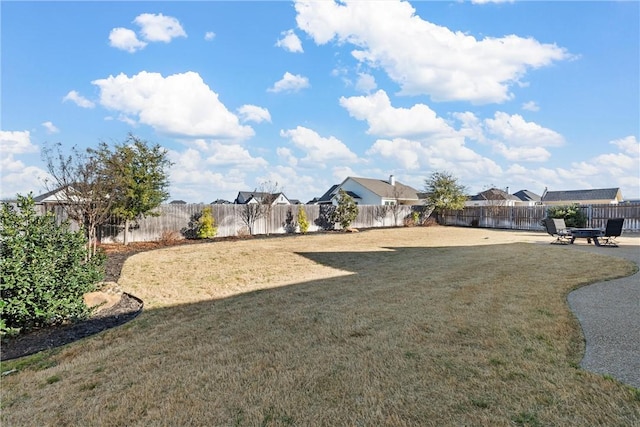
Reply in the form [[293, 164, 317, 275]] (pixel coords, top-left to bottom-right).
[[294, 0, 570, 103], [339, 90, 453, 138], [268, 72, 310, 93], [237, 105, 272, 123], [280, 126, 359, 166], [134, 13, 187, 43], [63, 90, 95, 108], [0, 131, 48, 199], [275, 29, 303, 53], [610, 135, 640, 156], [109, 27, 147, 53], [204, 142, 268, 169], [0, 130, 38, 154], [205, 31, 216, 41], [522, 101, 540, 112], [355, 72, 377, 93], [42, 121, 59, 134], [92, 71, 254, 139], [484, 112, 564, 147]]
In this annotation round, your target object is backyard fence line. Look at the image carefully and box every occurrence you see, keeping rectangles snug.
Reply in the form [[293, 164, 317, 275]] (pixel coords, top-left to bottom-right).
[[440, 204, 640, 232], [26, 202, 640, 243]]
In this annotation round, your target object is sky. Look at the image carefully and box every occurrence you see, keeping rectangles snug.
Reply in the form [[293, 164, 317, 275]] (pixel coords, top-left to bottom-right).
[[1, 0, 639, 204]]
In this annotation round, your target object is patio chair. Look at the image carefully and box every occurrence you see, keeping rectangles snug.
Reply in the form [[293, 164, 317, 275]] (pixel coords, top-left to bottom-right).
[[543, 218, 572, 244], [600, 218, 624, 247]]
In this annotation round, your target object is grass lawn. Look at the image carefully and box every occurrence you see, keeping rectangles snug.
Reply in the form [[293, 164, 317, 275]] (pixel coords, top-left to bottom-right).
[[2, 227, 639, 426]]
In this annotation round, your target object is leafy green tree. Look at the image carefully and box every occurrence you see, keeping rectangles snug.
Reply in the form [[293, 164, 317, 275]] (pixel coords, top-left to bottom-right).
[[197, 206, 218, 239], [423, 171, 467, 222], [297, 205, 310, 234], [96, 134, 172, 245], [331, 189, 359, 230], [1, 194, 104, 336]]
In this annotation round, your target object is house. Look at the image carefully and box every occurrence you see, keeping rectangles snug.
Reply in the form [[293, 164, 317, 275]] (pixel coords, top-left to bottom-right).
[[512, 189, 541, 206], [210, 199, 232, 205], [465, 188, 520, 207], [316, 176, 422, 206], [234, 191, 291, 205], [169, 200, 187, 205], [541, 188, 623, 205]]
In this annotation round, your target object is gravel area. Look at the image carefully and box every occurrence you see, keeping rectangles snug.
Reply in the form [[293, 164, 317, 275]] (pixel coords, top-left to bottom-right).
[[567, 241, 640, 388]]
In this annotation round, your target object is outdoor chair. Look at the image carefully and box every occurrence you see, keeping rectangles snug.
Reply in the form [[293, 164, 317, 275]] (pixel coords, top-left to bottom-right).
[[600, 218, 624, 247], [544, 218, 572, 244]]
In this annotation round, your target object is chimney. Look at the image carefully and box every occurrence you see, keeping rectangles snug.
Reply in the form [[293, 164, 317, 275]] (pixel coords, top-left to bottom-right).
[[389, 175, 395, 186]]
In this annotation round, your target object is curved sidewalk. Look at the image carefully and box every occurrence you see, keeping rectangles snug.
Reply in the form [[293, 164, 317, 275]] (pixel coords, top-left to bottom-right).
[[566, 238, 640, 389]]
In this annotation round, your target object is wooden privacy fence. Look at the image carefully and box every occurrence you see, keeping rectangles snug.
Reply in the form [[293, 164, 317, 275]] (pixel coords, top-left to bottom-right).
[[440, 204, 640, 232], [93, 204, 427, 244]]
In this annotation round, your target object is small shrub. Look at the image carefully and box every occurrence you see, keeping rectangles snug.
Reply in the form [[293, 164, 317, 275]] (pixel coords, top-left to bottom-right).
[[158, 230, 182, 245], [545, 204, 587, 228], [331, 190, 359, 230], [297, 206, 309, 234], [1, 194, 104, 336], [197, 207, 218, 239]]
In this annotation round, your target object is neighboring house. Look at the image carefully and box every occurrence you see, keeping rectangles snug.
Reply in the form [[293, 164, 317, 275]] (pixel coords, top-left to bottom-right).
[[512, 189, 541, 206], [210, 199, 232, 205], [317, 175, 422, 206], [169, 200, 187, 205], [465, 188, 521, 207], [234, 191, 291, 205], [466, 188, 542, 207], [541, 188, 623, 205]]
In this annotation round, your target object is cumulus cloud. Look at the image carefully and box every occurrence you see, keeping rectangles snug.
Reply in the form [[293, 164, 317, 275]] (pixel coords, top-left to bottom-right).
[[0, 131, 48, 199], [522, 101, 540, 112], [92, 71, 254, 139], [42, 121, 59, 134], [339, 90, 453, 138], [109, 13, 186, 52], [268, 72, 310, 93], [237, 105, 272, 123], [205, 31, 216, 41], [0, 130, 38, 154], [134, 13, 187, 43], [280, 126, 359, 166], [109, 27, 147, 53], [294, 0, 570, 103], [275, 29, 303, 53], [63, 90, 95, 108]]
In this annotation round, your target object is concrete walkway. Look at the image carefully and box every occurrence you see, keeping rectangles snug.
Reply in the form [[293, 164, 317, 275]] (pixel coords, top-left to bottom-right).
[[566, 237, 640, 389]]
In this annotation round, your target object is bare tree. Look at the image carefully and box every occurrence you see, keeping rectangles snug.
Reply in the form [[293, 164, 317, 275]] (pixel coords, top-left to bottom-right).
[[238, 202, 263, 236], [42, 143, 115, 258]]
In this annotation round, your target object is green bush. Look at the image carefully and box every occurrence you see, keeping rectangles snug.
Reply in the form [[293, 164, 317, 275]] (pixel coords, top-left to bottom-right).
[[297, 206, 309, 234], [1, 194, 104, 336], [197, 206, 218, 239], [546, 204, 587, 228], [331, 190, 359, 230]]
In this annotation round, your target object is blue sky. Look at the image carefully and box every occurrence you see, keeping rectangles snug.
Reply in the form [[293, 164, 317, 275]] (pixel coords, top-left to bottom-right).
[[2, 0, 638, 203]]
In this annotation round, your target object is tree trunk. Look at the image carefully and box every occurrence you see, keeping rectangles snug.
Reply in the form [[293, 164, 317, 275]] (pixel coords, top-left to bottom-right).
[[124, 219, 130, 245]]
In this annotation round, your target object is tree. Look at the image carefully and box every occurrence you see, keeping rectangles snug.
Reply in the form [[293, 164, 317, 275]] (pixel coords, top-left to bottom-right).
[[1, 194, 104, 336], [423, 171, 467, 222], [546, 204, 587, 228], [42, 143, 117, 259], [197, 206, 218, 239], [331, 189, 359, 230], [297, 205, 310, 234], [96, 134, 172, 245]]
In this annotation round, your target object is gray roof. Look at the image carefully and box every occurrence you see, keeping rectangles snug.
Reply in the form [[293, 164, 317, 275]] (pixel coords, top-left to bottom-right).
[[316, 184, 340, 204], [348, 177, 419, 201], [470, 188, 520, 202], [512, 189, 541, 202], [542, 188, 622, 202]]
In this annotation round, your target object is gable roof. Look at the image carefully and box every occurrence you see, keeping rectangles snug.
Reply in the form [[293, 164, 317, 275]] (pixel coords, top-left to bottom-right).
[[512, 189, 541, 202], [33, 185, 77, 203], [315, 184, 340, 204], [541, 188, 622, 203], [348, 177, 419, 201], [470, 188, 520, 202], [234, 191, 290, 205]]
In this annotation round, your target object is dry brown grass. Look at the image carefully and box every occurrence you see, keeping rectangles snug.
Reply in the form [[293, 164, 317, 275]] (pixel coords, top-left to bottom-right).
[[2, 227, 639, 426]]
